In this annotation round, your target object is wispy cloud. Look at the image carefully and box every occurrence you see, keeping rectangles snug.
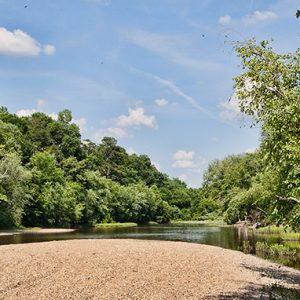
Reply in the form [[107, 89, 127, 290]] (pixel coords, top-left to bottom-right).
[[218, 15, 232, 25], [85, 0, 111, 6], [219, 94, 243, 121], [152, 74, 208, 114], [43, 45, 56, 56], [0, 27, 55, 57], [122, 28, 222, 71], [155, 98, 169, 107], [242, 11, 278, 25]]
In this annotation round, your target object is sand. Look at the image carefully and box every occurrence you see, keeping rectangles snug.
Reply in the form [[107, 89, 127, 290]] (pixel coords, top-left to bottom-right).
[[0, 239, 299, 299]]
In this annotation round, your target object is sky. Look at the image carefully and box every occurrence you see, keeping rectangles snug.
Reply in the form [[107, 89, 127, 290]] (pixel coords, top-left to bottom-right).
[[0, 0, 299, 187]]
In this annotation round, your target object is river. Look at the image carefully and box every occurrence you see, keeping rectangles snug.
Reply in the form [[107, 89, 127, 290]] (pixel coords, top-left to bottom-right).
[[0, 223, 299, 269]]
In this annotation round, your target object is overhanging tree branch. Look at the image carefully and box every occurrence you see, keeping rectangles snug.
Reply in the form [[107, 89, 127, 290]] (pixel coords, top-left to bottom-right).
[[276, 195, 300, 204]]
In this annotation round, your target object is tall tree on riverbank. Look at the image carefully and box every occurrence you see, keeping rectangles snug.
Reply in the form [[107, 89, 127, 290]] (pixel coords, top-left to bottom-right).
[[234, 40, 300, 228]]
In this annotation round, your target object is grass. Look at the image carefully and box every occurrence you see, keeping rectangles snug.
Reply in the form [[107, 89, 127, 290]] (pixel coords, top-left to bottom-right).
[[23, 227, 43, 230], [256, 242, 297, 257], [94, 222, 138, 228], [147, 221, 159, 225], [256, 226, 300, 241], [171, 219, 224, 224]]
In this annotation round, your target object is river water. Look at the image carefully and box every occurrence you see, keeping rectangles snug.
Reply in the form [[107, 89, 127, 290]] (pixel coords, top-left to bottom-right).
[[0, 223, 299, 269]]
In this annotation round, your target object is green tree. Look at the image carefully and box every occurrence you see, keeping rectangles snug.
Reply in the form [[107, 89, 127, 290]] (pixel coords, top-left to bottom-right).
[[234, 40, 300, 228], [50, 110, 82, 159], [0, 154, 31, 228]]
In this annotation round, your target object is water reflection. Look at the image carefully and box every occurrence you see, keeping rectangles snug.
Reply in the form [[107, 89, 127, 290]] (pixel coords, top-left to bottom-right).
[[0, 224, 299, 269]]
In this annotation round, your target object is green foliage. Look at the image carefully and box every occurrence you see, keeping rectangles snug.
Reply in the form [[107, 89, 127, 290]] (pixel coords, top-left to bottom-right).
[[82, 172, 172, 225], [256, 226, 300, 241], [234, 40, 300, 229], [0, 120, 23, 154], [94, 222, 137, 228], [256, 241, 297, 257], [0, 153, 31, 228], [202, 153, 260, 210]]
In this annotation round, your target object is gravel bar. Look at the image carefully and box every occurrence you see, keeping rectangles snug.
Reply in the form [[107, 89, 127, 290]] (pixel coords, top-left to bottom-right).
[[0, 239, 299, 299]]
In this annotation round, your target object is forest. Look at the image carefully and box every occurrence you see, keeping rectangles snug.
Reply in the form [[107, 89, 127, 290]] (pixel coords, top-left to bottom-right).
[[0, 41, 299, 230]]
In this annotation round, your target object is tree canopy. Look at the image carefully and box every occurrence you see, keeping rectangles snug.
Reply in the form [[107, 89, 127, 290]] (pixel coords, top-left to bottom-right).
[[0, 108, 199, 228]]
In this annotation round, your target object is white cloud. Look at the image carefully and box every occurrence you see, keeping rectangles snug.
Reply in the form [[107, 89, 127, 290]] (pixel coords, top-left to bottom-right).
[[0, 27, 55, 57], [155, 98, 168, 107], [172, 160, 195, 169], [172, 150, 204, 170], [178, 174, 187, 182], [16, 108, 58, 120], [172, 149, 207, 188], [243, 11, 278, 25], [16, 108, 37, 117], [43, 44, 56, 56], [245, 147, 257, 154], [219, 94, 243, 121], [126, 147, 136, 155], [48, 113, 58, 120], [36, 99, 46, 110], [116, 107, 158, 129], [86, 126, 129, 143], [89, 106, 157, 141], [173, 150, 194, 161], [171, 149, 208, 187], [152, 161, 160, 171], [73, 117, 87, 134], [219, 15, 231, 25], [106, 127, 128, 138]]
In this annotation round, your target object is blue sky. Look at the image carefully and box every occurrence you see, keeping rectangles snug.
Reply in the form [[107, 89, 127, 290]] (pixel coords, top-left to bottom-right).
[[0, 0, 299, 187]]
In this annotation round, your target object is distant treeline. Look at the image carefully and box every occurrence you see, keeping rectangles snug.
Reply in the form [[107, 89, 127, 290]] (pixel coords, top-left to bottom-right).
[[0, 107, 205, 228], [0, 104, 298, 230]]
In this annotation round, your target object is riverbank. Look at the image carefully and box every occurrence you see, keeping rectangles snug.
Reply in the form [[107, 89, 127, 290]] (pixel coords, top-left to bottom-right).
[[0, 239, 299, 299], [0, 228, 76, 236]]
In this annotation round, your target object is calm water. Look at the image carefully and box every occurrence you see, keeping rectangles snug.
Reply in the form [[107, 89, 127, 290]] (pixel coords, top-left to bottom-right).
[[0, 223, 299, 269]]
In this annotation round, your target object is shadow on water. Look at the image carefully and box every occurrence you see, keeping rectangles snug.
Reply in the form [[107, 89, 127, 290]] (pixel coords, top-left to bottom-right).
[[0, 223, 299, 270]]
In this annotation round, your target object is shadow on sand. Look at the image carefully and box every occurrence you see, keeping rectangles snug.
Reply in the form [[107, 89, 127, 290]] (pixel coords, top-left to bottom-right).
[[210, 264, 300, 299]]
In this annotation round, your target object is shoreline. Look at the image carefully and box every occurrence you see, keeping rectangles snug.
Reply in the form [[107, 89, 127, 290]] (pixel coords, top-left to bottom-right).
[[0, 228, 76, 236], [0, 239, 299, 299]]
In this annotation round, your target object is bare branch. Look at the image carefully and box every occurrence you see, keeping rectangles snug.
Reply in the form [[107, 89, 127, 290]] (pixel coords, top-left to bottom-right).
[[276, 195, 300, 204], [255, 206, 267, 215]]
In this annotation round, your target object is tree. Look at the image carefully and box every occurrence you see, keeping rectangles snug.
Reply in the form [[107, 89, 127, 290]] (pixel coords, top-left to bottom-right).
[[0, 154, 31, 228], [202, 153, 260, 210], [50, 110, 82, 159], [234, 40, 300, 228], [91, 137, 128, 184], [0, 121, 23, 155]]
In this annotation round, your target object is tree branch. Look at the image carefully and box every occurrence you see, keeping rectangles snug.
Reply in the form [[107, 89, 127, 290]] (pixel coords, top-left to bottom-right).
[[276, 195, 300, 204], [255, 206, 267, 215]]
